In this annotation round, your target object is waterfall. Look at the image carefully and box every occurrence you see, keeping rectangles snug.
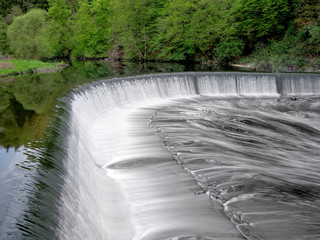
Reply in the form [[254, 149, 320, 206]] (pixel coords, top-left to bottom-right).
[[55, 72, 320, 239]]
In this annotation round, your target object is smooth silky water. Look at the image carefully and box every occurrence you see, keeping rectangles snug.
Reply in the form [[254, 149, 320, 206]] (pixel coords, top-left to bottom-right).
[[2, 72, 320, 239], [150, 96, 320, 239]]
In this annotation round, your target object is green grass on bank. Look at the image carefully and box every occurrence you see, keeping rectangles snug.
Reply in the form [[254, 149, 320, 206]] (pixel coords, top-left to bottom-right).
[[0, 59, 59, 76]]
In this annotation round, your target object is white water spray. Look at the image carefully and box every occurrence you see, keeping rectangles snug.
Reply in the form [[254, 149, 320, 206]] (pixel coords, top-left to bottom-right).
[[56, 73, 320, 239]]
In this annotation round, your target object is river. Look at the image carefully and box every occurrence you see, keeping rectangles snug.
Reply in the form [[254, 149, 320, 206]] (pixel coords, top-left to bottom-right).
[[0, 63, 319, 239]]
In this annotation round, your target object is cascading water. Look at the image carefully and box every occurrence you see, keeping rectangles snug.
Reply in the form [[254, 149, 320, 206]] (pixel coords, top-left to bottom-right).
[[26, 73, 320, 239], [150, 97, 320, 239]]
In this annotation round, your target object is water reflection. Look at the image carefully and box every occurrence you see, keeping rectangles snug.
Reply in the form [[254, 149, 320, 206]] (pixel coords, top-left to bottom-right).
[[0, 146, 38, 239]]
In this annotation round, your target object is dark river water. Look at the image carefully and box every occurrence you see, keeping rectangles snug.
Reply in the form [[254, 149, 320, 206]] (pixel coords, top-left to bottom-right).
[[0, 63, 320, 240]]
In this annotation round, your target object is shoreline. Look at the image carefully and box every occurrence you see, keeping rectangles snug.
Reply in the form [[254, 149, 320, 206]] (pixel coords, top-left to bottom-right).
[[230, 62, 320, 73], [0, 63, 68, 78], [1, 58, 319, 81]]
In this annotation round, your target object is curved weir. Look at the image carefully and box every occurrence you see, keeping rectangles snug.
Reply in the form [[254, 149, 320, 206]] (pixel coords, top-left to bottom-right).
[[55, 72, 320, 239]]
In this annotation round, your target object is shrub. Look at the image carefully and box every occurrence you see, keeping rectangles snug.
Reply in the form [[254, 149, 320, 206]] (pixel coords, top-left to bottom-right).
[[215, 38, 245, 62], [7, 9, 54, 59]]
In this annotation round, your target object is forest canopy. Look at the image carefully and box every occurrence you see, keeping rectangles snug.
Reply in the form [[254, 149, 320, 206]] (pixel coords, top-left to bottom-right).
[[0, 0, 319, 68]]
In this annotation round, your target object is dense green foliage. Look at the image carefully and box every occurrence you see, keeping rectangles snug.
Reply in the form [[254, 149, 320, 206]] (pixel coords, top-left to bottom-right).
[[72, 0, 111, 58], [47, 0, 76, 58], [240, 0, 320, 71], [7, 9, 54, 58], [235, 0, 291, 46], [0, 20, 6, 54], [108, 0, 167, 60], [0, 0, 48, 17], [0, 0, 319, 70], [243, 22, 320, 71]]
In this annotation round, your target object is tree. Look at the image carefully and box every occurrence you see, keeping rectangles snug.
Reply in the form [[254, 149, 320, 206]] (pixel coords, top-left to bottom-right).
[[0, 20, 7, 54], [4, 5, 23, 25], [155, 0, 239, 61], [7, 9, 54, 58], [215, 37, 245, 62], [234, 0, 292, 46], [293, 0, 320, 27], [72, 0, 111, 58], [187, 0, 237, 59], [108, 0, 167, 60], [47, 0, 76, 58], [0, 0, 49, 17], [156, 0, 197, 61]]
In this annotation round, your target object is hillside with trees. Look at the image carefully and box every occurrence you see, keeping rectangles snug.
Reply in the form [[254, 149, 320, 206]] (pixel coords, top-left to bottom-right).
[[0, 0, 319, 71]]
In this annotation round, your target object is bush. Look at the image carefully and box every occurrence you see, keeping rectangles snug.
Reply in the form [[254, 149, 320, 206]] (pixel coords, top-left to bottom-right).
[[7, 9, 55, 59], [215, 38, 245, 62], [235, 0, 291, 45]]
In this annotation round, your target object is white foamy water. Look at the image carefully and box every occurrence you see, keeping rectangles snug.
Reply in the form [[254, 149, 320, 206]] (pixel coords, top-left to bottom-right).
[[151, 97, 320, 240], [55, 73, 320, 239]]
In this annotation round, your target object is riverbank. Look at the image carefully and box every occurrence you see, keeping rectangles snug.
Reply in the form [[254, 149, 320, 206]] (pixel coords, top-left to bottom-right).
[[0, 59, 67, 78], [230, 57, 320, 73], [1, 58, 319, 81], [101, 57, 320, 73]]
